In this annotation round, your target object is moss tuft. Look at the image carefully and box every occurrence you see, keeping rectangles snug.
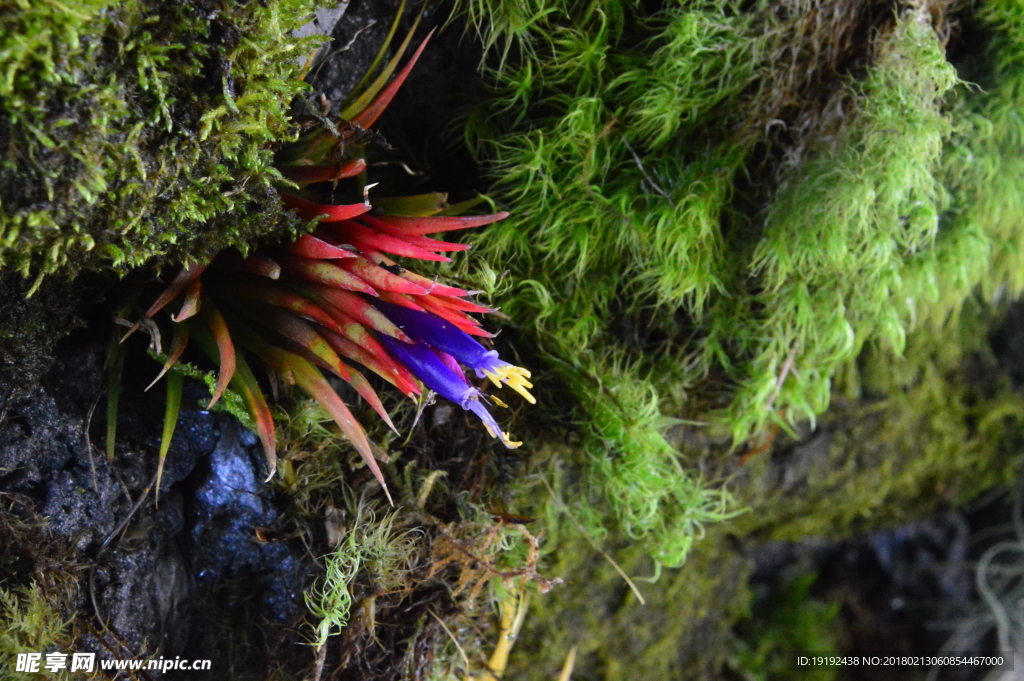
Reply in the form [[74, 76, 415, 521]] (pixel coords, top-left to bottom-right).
[[0, 0, 321, 290]]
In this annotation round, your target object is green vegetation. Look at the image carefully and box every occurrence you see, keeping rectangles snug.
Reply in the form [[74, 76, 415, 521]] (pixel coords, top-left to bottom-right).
[[730, 575, 841, 681], [7, 0, 1024, 678], [0, 0, 320, 291], [0, 585, 74, 680], [451, 0, 1024, 566]]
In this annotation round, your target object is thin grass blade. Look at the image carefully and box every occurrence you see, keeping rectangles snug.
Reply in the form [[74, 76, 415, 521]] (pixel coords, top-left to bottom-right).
[[105, 325, 126, 462], [156, 369, 183, 506], [337, 0, 407, 115]]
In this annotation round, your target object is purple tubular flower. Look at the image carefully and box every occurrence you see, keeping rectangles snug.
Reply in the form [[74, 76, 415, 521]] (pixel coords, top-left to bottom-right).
[[371, 299, 535, 404], [378, 335, 521, 448]]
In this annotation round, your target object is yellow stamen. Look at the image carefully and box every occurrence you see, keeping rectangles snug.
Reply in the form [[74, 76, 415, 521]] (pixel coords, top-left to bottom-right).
[[499, 431, 522, 448], [483, 365, 537, 405], [491, 395, 509, 408]]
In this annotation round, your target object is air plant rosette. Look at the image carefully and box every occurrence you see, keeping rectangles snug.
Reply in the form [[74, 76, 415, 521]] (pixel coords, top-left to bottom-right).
[[121, 24, 534, 503]]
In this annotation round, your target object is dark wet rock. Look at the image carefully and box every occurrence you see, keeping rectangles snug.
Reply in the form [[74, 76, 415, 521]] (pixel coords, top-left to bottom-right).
[[0, 317, 312, 677], [186, 420, 306, 623], [0, 271, 103, 392]]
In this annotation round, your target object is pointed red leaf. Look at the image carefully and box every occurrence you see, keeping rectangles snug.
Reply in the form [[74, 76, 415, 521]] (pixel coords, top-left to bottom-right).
[[286, 353, 391, 504], [231, 352, 277, 477], [290, 234, 358, 260], [338, 257, 429, 295], [325, 221, 450, 261], [282, 255, 379, 296], [122, 262, 207, 342], [320, 327, 421, 397], [415, 295, 493, 337], [359, 215, 472, 252], [297, 284, 412, 342], [377, 290, 426, 312], [215, 251, 282, 280], [215, 277, 348, 336], [146, 322, 190, 392], [146, 262, 207, 318], [172, 277, 202, 322], [349, 28, 436, 131], [361, 251, 471, 296], [314, 305, 421, 391], [374, 212, 509, 236], [336, 363, 397, 434], [249, 304, 351, 381], [279, 158, 367, 185], [429, 294, 493, 315], [280, 192, 370, 222], [198, 296, 236, 408]]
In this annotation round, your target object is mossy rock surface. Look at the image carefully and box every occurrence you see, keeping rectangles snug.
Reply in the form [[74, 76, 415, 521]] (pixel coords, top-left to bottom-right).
[[0, 0, 316, 290], [3, 1, 1024, 680]]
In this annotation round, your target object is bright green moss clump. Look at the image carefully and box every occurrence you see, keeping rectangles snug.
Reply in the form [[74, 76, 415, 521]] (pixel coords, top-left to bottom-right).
[[0, 0, 321, 291], [455, 0, 1024, 566]]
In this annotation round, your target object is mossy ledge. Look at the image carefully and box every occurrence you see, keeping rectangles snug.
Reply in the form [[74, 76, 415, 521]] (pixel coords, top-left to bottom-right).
[[0, 0, 320, 292]]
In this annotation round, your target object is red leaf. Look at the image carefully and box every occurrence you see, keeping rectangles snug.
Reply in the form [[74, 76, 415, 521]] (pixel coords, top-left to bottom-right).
[[359, 215, 472, 252], [325, 221, 450, 261], [282, 255, 379, 296], [198, 296, 237, 408], [415, 295, 492, 337], [362, 251, 471, 296], [338, 257, 429, 294], [172, 277, 202, 322], [231, 352, 277, 477], [377, 291, 426, 312], [320, 327, 421, 397], [298, 284, 412, 342], [286, 353, 391, 504], [314, 306, 421, 392], [258, 305, 352, 380], [349, 28, 436, 131], [146, 322, 190, 392], [216, 277, 349, 337], [339, 365, 397, 434], [215, 251, 282, 280], [429, 294, 493, 315], [279, 158, 367, 185], [280, 192, 370, 222], [290, 234, 358, 260], [122, 262, 206, 342], [374, 212, 509, 236]]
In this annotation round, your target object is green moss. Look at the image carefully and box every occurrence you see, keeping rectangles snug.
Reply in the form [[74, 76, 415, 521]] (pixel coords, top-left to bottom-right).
[[0, 0, 320, 291], [0, 584, 74, 681], [502, 460, 752, 681], [730, 575, 841, 681], [720, 10, 959, 438], [452, 0, 1024, 566]]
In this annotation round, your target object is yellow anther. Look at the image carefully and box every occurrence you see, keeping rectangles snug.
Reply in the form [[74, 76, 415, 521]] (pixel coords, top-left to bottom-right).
[[500, 431, 523, 448], [483, 365, 537, 405], [491, 395, 509, 408]]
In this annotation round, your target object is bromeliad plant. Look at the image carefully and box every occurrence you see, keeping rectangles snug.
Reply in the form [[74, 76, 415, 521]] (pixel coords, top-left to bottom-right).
[[121, 21, 534, 502]]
